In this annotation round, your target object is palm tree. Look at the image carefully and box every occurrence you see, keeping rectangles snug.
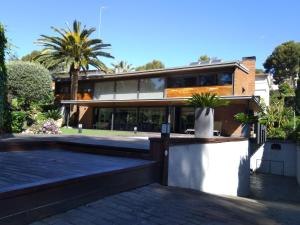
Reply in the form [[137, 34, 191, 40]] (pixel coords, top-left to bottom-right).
[[111, 60, 134, 73], [35, 20, 114, 103]]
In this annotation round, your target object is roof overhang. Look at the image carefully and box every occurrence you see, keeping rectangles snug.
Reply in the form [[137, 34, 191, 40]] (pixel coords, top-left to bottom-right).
[[61, 95, 262, 111], [54, 61, 249, 82]]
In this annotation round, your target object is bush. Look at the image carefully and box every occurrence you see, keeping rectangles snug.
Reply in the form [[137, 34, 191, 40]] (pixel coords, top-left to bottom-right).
[[11, 111, 27, 133], [6, 61, 53, 109], [0, 24, 11, 134], [45, 109, 62, 120], [25, 119, 60, 134]]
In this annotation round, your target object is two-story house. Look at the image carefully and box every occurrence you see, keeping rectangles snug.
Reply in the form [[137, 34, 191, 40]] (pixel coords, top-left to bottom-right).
[[54, 56, 260, 136]]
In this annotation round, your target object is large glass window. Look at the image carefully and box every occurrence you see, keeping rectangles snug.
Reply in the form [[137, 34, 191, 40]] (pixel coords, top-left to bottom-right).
[[167, 72, 232, 88], [139, 78, 165, 99], [93, 108, 113, 130], [139, 107, 166, 132], [179, 107, 194, 132], [116, 80, 138, 100], [94, 81, 115, 100], [114, 108, 138, 131], [198, 74, 217, 86], [217, 73, 232, 85], [167, 76, 197, 88]]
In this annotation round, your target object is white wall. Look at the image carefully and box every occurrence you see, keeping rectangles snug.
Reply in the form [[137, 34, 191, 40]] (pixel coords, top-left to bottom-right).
[[255, 75, 270, 106], [168, 140, 250, 197], [250, 141, 297, 177]]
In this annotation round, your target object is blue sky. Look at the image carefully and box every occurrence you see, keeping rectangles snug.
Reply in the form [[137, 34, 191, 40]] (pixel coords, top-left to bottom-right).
[[1, 0, 300, 69]]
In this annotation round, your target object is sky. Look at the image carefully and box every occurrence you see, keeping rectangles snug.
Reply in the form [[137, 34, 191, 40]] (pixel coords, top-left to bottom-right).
[[1, 0, 300, 69]]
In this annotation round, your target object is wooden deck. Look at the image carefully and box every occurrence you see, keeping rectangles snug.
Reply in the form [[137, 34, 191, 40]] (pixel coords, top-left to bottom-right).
[[0, 143, 161, 225]]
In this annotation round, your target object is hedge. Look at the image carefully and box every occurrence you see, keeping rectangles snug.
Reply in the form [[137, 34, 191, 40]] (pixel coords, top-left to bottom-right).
[[0, 24, 11, 134]]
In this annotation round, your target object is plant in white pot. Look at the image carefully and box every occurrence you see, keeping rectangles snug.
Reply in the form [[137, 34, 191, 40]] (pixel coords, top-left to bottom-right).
[[188, 93, 229, 138], [234, 112, 258, 137]]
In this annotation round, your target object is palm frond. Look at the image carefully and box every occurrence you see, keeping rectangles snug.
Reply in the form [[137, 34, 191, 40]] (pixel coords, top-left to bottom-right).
[[188, 93, 229, 108]]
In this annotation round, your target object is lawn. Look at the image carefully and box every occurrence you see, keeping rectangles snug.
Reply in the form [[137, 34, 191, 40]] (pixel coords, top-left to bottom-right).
[[60, 127, 143, 136]]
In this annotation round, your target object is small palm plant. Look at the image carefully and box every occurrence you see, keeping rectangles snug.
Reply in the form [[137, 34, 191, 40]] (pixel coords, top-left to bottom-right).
[[188, 93, 229, 108], [234, 112, 258, 137], [188, 93, 228, 138]]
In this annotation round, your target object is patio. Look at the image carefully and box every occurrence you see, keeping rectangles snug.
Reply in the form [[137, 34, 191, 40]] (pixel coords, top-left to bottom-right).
[[31, 181, 300, 225]]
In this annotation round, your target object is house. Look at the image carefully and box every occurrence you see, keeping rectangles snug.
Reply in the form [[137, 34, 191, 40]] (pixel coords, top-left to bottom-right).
[[54, 56, 261, 136], [255, 73, 272, 106]]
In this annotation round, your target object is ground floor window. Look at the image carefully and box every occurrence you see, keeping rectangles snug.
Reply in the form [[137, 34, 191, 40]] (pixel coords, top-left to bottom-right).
[[93, 107, 166, 132], [139, 107, 165, 132], [93, 108, 113, 130], [114, 108, 138, 131]]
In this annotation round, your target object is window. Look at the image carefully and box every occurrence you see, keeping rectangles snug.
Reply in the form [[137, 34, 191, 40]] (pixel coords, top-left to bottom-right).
[[198, 74, 217, 86], [93, 108, 113, 130], [116, 80, 138, 100], [139, 78, 165, 99], [78, 82, 93, 93], [167, 76, 197, 88], [114, 108, 138, 131], [139, 107, 166, 131], [217, 73, 232, 85], [94, 81, 115, 100]]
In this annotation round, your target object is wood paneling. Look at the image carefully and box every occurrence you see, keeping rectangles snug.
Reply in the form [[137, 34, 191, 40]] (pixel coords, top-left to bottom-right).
[[165, 85, 232, 98], [55, 92, 93, 101]]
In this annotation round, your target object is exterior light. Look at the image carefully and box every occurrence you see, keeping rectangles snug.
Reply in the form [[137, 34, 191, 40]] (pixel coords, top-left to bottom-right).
[[134, 126, 138, 134], [78, 124, 83, 133]]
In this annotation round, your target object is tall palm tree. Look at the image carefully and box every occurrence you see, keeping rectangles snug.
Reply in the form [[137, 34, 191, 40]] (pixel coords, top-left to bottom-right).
[[111, 60, 134, 73], [35, 20, 114, 103]]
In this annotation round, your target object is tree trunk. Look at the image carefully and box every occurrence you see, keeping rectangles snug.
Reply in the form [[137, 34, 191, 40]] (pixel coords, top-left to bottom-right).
[[69, 69, 79, 126]]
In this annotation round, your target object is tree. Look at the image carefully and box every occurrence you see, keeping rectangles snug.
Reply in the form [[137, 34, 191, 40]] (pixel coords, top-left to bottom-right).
[[198, 55, 210, 62], [264, 41, 300, 88], [21, 50, 41, 62], [35, 20, 113, 107], [0, 24, 11, 134], [111, 60, 134, 73], [296, 79, 300, 115], [278, 82, 295, 97], [255, 69, 264, 74], [135, 60, 165, 71], [6, 61, 53, 109]]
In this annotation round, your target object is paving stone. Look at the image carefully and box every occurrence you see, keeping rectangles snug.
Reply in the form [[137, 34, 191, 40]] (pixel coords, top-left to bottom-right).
[[30, 177, 300, 225]]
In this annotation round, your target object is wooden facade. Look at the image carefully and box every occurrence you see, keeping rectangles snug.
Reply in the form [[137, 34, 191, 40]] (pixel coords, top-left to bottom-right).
[[165, 85, 232, 98]]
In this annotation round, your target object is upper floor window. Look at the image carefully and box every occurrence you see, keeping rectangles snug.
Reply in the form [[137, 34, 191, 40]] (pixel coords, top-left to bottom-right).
[[139, 78, 165, 99], [116, 80, 138, 100], [217, 73, 232, 85], [167, 72, 232, 88]]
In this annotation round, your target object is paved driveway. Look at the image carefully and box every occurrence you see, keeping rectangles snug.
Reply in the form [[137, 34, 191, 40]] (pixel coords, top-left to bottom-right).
[[31, 182, 300, 225]]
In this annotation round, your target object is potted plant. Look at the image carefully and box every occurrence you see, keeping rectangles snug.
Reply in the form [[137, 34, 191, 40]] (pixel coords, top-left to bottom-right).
[[188, 93, 228, 138], [234, 112, 257, 137]]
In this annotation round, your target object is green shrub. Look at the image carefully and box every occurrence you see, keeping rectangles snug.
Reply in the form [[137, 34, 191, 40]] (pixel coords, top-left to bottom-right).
[[6, 61, 53, 109], [0, 24, 11, 134], [45, 109, 62, 120], [11, 111, 27, 133], [234, 112, 257, 125]]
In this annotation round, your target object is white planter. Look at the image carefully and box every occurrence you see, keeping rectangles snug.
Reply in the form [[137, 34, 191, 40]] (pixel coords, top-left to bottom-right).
[[194, 107, 214, 138]]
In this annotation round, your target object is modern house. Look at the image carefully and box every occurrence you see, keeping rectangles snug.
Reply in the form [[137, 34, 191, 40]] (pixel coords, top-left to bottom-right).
[[54, 56, 261, 136]]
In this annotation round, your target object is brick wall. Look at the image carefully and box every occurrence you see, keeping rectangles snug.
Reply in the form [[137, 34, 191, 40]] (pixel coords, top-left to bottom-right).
[[233, 57, 256, 96], [215, 104, 248, 136]]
